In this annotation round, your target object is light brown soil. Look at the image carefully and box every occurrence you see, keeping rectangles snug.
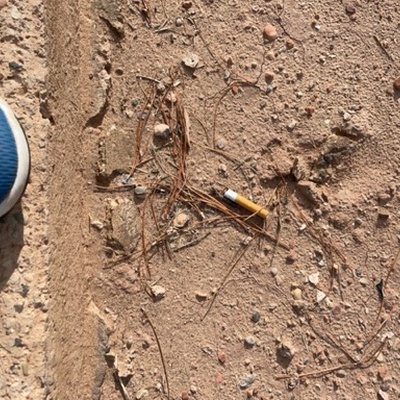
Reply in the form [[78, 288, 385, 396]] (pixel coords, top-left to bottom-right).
[[1, 1, 400, 399]]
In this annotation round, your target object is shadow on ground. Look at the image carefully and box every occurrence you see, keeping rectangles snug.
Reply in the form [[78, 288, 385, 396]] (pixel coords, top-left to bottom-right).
[[0, 203, 25, 292]]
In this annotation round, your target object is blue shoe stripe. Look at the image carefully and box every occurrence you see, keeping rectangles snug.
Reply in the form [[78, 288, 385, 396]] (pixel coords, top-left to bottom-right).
[[0, 107, 18, 203]]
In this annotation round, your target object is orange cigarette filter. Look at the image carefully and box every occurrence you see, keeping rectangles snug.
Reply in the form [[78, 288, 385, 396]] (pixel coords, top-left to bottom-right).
[[224, 189, 268, 219]]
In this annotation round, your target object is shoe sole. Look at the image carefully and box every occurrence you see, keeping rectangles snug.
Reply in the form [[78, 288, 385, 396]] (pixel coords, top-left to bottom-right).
[[0, 99, 31, 218]]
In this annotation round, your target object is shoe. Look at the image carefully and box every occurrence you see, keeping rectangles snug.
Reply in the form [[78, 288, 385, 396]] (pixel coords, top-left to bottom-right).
[[0, 99, 30, 218]]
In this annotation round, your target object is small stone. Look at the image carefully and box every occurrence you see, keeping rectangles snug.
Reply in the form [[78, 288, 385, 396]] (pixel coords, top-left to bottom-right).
[[238, 374, 256, 389], [378, 389, 389, 400], [263, 24, 278, 42], [0, 0, 7, 10], [150, 285, 166, 301], [291, 288, 302, 300], [394, 76, 400, 90], [304, 105, 315, 116], [215, 372, 225, 383], [342, 111, 351, 121], [182, 53, 199, 69], [377, 364, 389, 380], [134, 186, 147, 197], [277, 341, 296, 365], [181, 391, 189, 400], [195, 291, 208, 301], [91, 220, 104, 230], [270, 267, 278, 277], [244, 336, 256, 348], [265, 71, 274, 83], [173, 212, 190, 228], [189, 386, 197, 394], [21, 362, 29, 376], [308, 272, 320, 286], [251, 310, 261, 323], [299, 223, 307, 232], [216, 138, 227, 149], [345, 4, 356, 14], [316, 290, 326, 302], [182, 1, 192, 9], [266, 50, 275, 60], [154, 123, 170, 139], [286, 250, 296, 264], [287, 120, 297, 131], [10, 5, 21, 19], [286, 39, 294, 49], [135, 389, 149, 399], [359, 277, 369, 286], [9, 61, 23, 71], [217, 351, 227, 364], [175, 17, 183, 26], [378, 207, 390, 220], [336, 369, 347, 378]]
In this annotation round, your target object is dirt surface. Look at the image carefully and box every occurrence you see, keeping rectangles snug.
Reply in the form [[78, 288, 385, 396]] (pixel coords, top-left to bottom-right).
[[1, 0, 400, 399]]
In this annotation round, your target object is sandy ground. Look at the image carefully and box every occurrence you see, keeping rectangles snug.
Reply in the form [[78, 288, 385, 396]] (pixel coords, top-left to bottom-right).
[[1, 0, 400, 399]]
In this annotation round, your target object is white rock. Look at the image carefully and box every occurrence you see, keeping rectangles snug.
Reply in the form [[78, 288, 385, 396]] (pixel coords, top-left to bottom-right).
[[308, 272, 320, 286], [316, 290, 326, 302], [151, 285, 166, 300], [182, 53, 199, 69], [173, 212, 190, 228], [154, 123, 170, 139]]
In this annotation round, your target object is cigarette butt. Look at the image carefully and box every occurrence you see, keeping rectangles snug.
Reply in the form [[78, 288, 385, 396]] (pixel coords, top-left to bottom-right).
[[224, 189, 268, 219]]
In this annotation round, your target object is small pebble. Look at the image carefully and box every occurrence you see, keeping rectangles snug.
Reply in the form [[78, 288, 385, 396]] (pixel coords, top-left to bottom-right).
[[135, 389, 149, 399], [216, 138, 227, 149], [195, 291, 208, 301], [265, 71, 274, 83], [277, 341, 296, 363], [244, 336, 256, 348], [21, 362, 29, 376], [9, 61, 23, 71], [182, 53, 199, 69], [345, 4, 356, 14], [0, 0, 7, 10], [182, 1, 192, 9], [181, 391, 189, 400], [393, 76, 400, 90], [251, 310, 261, 323], [189, 386, 197, 394], [154, 123, 170, 139], [266, 50, 275, 60], [150, 285, 166, 301], [298, 223, 307, 232], [10, 5, 21, 19], [175, 17, 183, 26], [316, 290, 326, 302], [134, 186, 147, 197], [263, 24, 278, 42], [270, 267, 278, 277], [173, 212, 190, 228], [287, 120, 297, 131], [217, 351, 227, 364], [91, 220, 104, 230], [342, 111, 351, 121], [308, 272, 319, 286], [291, 288, 302, 300], [238, 374, 256, 389], [378, 389, 389, 400], [336, 369, 347, 378], [359, 277, 369, 286]]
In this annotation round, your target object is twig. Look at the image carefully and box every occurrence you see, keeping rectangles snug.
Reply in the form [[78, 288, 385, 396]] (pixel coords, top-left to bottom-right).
[[173, 232, 211, 252], [141, 308, 170, 399], [201, 237, 254, 320], [373, 35, 394, 61]]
